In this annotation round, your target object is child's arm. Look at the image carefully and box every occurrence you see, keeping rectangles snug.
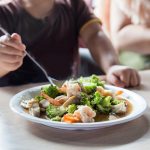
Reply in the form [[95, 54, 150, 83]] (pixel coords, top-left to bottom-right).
[[110, 1, 150, 54], [80, 23, 118, 74], [80, 22, 140, 87]]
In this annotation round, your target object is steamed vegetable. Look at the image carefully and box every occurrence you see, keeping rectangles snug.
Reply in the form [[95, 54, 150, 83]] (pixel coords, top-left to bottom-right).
[[21, 75, 129, 123], [67, 104, 77, 114], [46, 104, 66, 119], [41, 85, 59, 98], [78, 74, 104, 87]]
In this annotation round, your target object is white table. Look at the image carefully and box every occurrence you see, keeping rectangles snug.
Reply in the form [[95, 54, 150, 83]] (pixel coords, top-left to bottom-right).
[[0, 70, 150, 150]]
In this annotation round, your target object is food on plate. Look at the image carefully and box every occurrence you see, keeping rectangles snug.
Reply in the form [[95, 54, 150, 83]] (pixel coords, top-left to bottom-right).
[[20, 75, 132, 123]]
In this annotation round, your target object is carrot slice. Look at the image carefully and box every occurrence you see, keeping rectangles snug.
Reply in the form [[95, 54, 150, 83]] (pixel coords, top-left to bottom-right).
[[115, 90, 123, 96], [63, 114, 81, 123]]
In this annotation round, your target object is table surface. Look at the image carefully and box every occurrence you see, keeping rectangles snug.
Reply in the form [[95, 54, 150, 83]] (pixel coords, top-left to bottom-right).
[[0, 70, 150, 150]]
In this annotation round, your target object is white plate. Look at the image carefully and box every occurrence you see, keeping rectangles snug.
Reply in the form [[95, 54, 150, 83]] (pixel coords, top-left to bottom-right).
[[9, 85, 147, 130]]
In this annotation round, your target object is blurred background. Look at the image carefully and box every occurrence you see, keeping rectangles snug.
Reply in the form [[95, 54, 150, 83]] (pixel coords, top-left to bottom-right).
[[81, 0, 150, 73]]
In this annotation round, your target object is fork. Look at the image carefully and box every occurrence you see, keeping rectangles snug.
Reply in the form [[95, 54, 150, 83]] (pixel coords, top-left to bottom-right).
[[25, 52, 64, 86], [0, 26, 64, 86]]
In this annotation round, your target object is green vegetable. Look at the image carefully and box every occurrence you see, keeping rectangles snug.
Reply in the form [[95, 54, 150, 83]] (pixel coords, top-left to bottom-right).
[[51, 116, 61, 122], [46, 104, 66, 119], [80, 92, 91, 107], [90, 75, 104, 86], [101, 96, 112, 107], [97, 104, 111, 114], [111, 99, 121, 105], [82, 82, 97, 94], [67, 104, 77, 114], [34, 96, 44, 102], [78, 75, 104, 87], [91, 91, 102, 105], [41, 85, 59, 98], [91, 93, 112, 114]]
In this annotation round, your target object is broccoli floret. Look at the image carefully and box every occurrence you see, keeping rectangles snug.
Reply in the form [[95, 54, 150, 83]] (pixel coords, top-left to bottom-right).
[[91, 91, 102, 105], [91, 93, 112, 114], [51, 116, 61, 122], [46, 104, 66, 119], [34, 96, 44, 102], [80, 92, 91, 107], [41, 85, 59, 98], [90, 75, 104, 86], [101, 96, 112, 107], [111, 99, 121, 105], [78, 75, 104, 87], [97, 104, 111, 114], [67, 104, 77, 114], [82, 82, 97, 94]]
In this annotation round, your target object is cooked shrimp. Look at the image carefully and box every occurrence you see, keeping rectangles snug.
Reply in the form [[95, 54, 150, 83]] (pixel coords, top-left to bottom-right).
[[66, 81, 81, 97], [62, 96, 79, 107], [55, 95, 68, 101], [60, 81, 81, 97], [41, 92, 65, 106], [97, 86, 113, 97], [74, 105, 96, 123], [59, 82, 67, 93]]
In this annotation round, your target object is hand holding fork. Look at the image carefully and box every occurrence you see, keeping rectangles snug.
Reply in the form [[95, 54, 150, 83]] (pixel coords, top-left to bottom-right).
[[0, 28, 62, 86]]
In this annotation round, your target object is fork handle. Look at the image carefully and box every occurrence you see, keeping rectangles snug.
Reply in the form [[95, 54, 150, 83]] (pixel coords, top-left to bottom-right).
[[26, 52, 54, 85]]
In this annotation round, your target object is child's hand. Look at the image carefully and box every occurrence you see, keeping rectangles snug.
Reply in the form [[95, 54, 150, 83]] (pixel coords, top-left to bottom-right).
[[106, 65, 140, 88], [0, 33, 26, 77]]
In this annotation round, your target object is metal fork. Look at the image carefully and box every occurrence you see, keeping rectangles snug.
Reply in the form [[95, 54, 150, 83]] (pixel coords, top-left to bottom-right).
[[0, 27, 64, 86]]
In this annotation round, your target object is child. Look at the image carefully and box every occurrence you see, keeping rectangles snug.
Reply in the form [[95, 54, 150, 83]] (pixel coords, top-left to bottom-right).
[[0, 0, 140, 87]]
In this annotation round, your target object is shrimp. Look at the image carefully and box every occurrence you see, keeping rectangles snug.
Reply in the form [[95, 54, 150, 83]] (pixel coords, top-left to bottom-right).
[[41, 92, 65, 106], [61, 81, 81, 97], [96, 86, 113, 97], [73, 105, 96, 123]]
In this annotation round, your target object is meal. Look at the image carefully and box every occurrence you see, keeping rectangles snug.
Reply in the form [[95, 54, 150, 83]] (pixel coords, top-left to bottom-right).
[[20, 75, 132, 123]]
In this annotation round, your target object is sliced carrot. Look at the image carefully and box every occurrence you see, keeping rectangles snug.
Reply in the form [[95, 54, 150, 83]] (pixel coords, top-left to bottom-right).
[[63, 114, 81, 123], [115, 90, 123, 96]]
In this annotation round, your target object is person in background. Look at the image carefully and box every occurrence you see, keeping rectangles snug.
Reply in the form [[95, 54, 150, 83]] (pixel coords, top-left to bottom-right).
[[0, 0, 140, 87], [94, 0, 111, 37], [98, 0, 150, 70]]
